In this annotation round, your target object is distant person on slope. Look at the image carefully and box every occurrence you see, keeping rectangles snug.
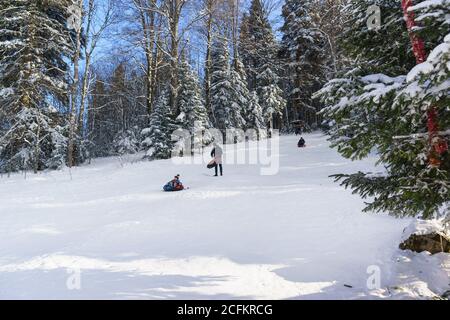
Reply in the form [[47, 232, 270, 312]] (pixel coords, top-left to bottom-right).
[[163, 174, 185, 191], [297, 137, 306, 148], [211, 143, 223, 176]]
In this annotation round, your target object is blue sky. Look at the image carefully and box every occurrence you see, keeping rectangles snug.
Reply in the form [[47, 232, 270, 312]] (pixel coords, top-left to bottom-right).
[[90, 0, 286, 74]]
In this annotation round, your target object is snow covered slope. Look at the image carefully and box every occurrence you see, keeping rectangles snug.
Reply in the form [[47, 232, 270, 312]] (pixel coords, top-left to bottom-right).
[[0, 133, 448, 299]]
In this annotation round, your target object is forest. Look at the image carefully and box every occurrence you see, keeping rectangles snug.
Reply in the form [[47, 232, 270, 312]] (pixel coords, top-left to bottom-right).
[[0, 0, 449, 300], [1, 0, 448, 218], [0, 0, 343, 167]]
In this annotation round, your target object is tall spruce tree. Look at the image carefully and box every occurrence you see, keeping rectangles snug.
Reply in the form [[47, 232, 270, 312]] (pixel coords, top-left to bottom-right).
[[239, 0, 271, 91], [245, 91, 266, 139], [176, 57, 212, 152], [239, 13, 251, 83], [177, 58, 209, 132], [210, 37, 243, 133], [339, 0, 416, 76], [280, 0, 327, 126], [229, 57, 249, 131], [258, 64, 286, 130], [316, 0, 450, 218], [0, 0, 76, 173], [141, 87, 176, 160], [240, 0, 285, 129]]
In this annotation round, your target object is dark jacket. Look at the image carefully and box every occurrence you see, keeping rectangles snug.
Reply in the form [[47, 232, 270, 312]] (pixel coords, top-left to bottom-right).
[[298, 138, 305, 147]]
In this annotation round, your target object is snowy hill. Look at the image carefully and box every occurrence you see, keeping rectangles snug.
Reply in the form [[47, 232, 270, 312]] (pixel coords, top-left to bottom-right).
[[0, 133, 448, 299]]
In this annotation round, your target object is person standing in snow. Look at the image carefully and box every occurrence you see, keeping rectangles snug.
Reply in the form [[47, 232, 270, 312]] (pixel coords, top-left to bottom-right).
[[211, 143, 223, 176]]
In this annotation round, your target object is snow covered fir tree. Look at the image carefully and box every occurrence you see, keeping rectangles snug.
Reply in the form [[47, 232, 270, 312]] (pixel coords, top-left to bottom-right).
[[210, 37, 246, 133], [177, 58, 210, 133], [0, 0, 76, 173], [141, 87, 176, 160], [0, 0, 448, 300], [316, 0, 450, 219], [240, 0, 285, 129], [280, 0, 328, 128], [245, 91, 266, 139]]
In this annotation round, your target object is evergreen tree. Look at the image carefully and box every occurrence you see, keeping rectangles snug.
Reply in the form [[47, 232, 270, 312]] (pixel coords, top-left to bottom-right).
[[280, 0, 326, 125], [113, 128, 140, 156], [210, 38, 235, 132], [245, 91, 266, 139], [241, 0, 285, 128], [46, 113, 69, 170], [141, 87, 176, 160], [89, 76, 114, 157], [229, 57, 249, 130], [316, 0, 450, 218], [339, 0, 416, 76], [177, 59, 209, 132], [239, 13, 253, 89], [0, 0, 76, 173], [0, 108, 68, 173], [414, 0, 449, 46], [258, 63, 286, 129], [239, 0, 271, 91]]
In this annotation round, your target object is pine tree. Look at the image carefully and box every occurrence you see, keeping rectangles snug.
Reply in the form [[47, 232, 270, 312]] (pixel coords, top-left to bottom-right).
[[229, 57, 249, 130], [316, 0, 450, 219], [88, 76, 114, 157], [258, 64, 286, 130], [177, 58, 210, 132], [238, 13, 252, 84], [210, 38, 234, 132], [0, 108, 67, 173], [0, 0, 75, 173], [46, 112, 69, 170], [241, 0, 285, 128], [239, 0, 271, 91], [141, 87, 176, 160], [113, 129, 140, 156], [413, 0, 449, 47], [339, 0, 416, 76], [280, 0, 326, 126], [245, 91, 266, 139]]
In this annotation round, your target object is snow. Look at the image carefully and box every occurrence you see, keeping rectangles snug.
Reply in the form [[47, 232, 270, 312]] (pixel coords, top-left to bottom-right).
[[378, 250, 450, 299], [407, 62, 434, 82], [361, 74, 405, 85], [0, 133, 448, 299], [410, 0, 450, 12], [0, 88, 14, 98], [428, 40, 450, 64], [406, 33, 450, 83], [401, 219, 449, 242]]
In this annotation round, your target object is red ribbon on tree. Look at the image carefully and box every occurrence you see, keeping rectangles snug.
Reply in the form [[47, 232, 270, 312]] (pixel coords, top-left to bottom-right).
[[401, 0, 448, 167]]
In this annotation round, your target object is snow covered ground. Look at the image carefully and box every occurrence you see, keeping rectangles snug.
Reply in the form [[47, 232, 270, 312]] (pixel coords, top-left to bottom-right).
[[0, 133, 448, 299]]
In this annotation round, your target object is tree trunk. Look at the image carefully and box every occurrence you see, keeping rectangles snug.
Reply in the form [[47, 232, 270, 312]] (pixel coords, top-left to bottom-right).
[[68, 0, 84, 168], [138, 0, 156, 115], [169, 0, 180, 115], [204, 0, 214, 122]]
